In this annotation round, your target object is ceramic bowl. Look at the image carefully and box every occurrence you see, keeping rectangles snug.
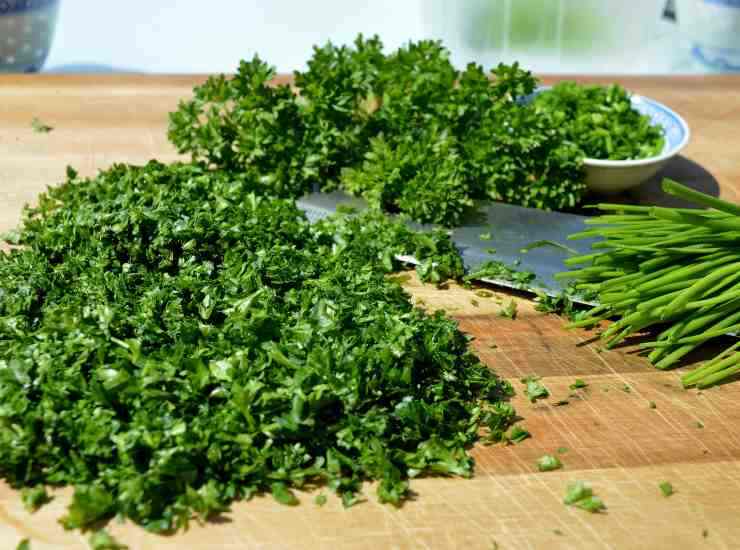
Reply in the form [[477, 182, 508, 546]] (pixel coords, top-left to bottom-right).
[[525, 88, 691, 195], [0, 0, 60, 73]]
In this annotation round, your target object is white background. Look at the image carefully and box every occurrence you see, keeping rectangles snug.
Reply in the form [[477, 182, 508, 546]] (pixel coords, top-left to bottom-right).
[[41, 0, 705, 74]]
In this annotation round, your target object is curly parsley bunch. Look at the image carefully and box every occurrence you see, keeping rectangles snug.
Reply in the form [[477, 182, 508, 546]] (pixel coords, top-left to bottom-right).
[[169, 36, 588, 225]]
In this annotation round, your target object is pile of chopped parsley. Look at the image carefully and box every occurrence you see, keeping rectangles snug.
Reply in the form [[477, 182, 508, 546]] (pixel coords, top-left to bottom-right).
[[0, 162, 514, 533]]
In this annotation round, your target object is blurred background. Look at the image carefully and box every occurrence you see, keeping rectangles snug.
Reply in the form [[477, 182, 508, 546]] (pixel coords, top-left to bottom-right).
[[2, 0, 740, 74]]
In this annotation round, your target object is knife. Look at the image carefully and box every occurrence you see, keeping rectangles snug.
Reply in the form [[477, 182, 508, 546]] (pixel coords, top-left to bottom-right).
[[296, 190, 598, 304]]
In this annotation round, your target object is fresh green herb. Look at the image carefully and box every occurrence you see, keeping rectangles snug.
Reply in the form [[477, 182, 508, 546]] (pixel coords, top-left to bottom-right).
[[465, 261, 536, 290], [271, 483, 299, 506], [16, 539, 30, 550], [659, 481, 674, 497], [519, 240, 578, 255], [21, 486, 51, 513], [0, 161, 513, 534], [507, 425, 531, 444], [485, 248, 497, 255], [562, 179, 740, 388], [31, 117, 53, 134], [88, 530, 129, 550], [169, 36, 587, 227], [521, 375, 549, 403], [479, 232, 492, 241], [649, 401, 657, 409], [500, 300, 519, 320], [533, 81, 664, 160], [471, 298, 480, 307], [696, 421, 705, 429], [553, 529, 564, 536], [622, 384, 631, 393], [563, 481, 606, 513], [569, 379, 588, 390], [536, 454, 563, 472], [557, 447, 568, 454], [315, 494, 327, 506]]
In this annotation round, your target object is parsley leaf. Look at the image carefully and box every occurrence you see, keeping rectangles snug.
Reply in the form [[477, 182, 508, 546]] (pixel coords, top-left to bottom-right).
[[0, 161, 513, 533], [21, 486, 51, 513], [521, 375, 550, 403], [659, 481, 674, 497], [31, 117, 53, 133], [536, 454, 563, 472], [564, 481, 606, 513]]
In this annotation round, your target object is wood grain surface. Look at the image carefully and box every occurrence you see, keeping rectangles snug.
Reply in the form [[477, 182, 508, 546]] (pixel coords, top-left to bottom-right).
[[1, 74, 740, 550]]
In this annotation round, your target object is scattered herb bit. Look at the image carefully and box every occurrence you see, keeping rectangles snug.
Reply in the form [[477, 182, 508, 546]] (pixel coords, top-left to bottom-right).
[[553, 399, 570, 407], [649, 401, 657, 409], [533, 81, 664, 160], [21, 486, 51, 513], [489, 342, 498, 349], [507, 425, 531, 444], [31, 117, 53, 133], [500, 299, 519, 320], [563, 481, 606, 513], [659, 481, 674, 497], [519, 240, 578, 255], [569, 379, 588, 390], [553, 529, 564, 536], [485, 248, 497, 255], [465, 260, 536, 291], [521, 375, 550, 403], [696, 421, 705, 429], [479, 232, 492, 241], [314, 494, 327, 506], [703, 528, 709, 538], [16, 539, 30, 550], [471, 298, 479, 307], [563, 481, 592, 505], [622, 384, 632, 393], [557, 447, 568, 454], [536, 454, 563, 472], [88, 530, 128, 550], [475, 289, 494, 298]]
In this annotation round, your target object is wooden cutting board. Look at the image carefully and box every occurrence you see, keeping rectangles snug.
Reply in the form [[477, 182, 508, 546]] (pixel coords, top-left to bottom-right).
[[1, 74, 740, 550]]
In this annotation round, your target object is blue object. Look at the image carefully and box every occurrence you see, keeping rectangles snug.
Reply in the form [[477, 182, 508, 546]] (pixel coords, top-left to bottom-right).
[[0, 0, 60, 73]]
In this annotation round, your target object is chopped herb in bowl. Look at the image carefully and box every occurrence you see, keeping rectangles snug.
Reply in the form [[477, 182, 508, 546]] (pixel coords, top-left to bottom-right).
[[532, 81, 665, 161]]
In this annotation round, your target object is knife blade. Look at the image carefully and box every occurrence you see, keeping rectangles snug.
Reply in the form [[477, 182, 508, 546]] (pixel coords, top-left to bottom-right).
[[296, 190, 598, 304]]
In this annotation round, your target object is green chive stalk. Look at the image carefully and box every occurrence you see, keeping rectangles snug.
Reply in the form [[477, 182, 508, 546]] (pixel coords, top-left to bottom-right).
[[562, 179, 740, 387]]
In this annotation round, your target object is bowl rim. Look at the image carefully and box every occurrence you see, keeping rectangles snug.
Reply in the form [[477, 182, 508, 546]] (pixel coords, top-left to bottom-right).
[[527, 86, 691, 168]]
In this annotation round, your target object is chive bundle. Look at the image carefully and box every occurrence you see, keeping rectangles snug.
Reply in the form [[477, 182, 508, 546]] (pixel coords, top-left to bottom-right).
[[559, 179, 740, 388]]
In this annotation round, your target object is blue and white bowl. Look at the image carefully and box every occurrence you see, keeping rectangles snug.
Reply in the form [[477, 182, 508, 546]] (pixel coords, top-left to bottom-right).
[[0, 0, 60, 73], [525, 87, 691, 195]]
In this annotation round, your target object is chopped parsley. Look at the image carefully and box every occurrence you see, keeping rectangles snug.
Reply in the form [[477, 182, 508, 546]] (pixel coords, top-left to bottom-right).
[[521, 375, 550, 403], [569, 379, 588, 390], [31, 117, 53, 134], [536, 454, 563, 472], [564, 481, 606, 513], [659, 481, 674, 497]]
